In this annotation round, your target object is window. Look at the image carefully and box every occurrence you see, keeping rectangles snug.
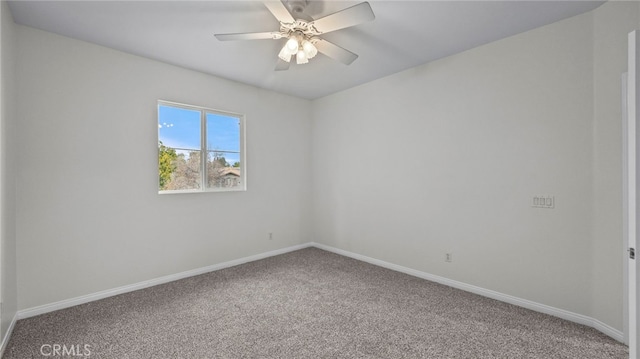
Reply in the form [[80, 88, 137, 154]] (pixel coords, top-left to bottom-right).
[[158, 101, 245, 193]]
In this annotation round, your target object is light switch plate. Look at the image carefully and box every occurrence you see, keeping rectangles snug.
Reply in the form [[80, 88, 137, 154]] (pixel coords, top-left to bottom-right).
[[532, 195, 554, 209]]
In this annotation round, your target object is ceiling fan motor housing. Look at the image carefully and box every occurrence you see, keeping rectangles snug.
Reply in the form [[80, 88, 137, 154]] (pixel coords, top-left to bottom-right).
[[280, 20, 321, 42], [286, 0, 309, 15]]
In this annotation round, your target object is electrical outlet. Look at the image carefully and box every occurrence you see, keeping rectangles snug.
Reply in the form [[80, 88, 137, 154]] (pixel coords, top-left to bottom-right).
[[268, 233, 273, 240], [445, 253, 452, 263]]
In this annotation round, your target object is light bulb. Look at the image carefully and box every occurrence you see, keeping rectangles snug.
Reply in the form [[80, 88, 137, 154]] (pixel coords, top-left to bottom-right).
[[302, 40, 317, 59], [286, 38, 299, 52], [296, 50, 308, 64], [278, 45, 292, 62]]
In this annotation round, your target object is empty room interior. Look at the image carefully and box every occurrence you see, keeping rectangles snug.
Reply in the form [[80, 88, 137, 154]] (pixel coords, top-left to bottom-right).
[[0, 0, 640, 357]]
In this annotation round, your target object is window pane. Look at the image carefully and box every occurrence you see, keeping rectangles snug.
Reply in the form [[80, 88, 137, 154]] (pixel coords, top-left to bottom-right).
[[206, 151, 242, 189], [205, 113, 241, 190], [158, 104, 202, 192], [162, 149, 201, 191], [206, 113, 240, 152], [158, 101, 244, 193], [159, 105, 201, 150]]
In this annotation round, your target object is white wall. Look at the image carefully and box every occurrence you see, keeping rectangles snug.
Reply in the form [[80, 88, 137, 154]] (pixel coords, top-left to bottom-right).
[[15, 25, 312, 310], [592, 0, 639, 334], [0, 0, 17, 342], [312, 11, 596, 319]]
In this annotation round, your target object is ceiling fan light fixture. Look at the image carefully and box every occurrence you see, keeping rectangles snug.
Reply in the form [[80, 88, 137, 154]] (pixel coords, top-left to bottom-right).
[[285, 37, 299, 52], [278, 45, 293, 62], [302, 40, 317, 59], [296, 50, 308, 64]]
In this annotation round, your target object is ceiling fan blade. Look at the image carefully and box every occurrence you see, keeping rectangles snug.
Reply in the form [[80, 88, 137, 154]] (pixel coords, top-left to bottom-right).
[[215, 32, 283, 41], [310, 2, 375, 34], [315, 39, 358, 65], [263, 1, 295, 24], [275, 59, 290, 71]]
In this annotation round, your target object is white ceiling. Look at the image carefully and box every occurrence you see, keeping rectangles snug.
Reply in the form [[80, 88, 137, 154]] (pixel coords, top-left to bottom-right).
[[8, 0, 604, 100]]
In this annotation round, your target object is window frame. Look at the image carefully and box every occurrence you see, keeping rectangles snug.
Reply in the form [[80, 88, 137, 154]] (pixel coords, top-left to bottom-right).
[[157, 100, 246, 194]]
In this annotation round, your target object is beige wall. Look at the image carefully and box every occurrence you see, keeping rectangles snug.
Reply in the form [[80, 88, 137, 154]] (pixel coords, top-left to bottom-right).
[[313, 10, 595, 317], [15, 26, 312, 310], [0, 0, 17, 343]]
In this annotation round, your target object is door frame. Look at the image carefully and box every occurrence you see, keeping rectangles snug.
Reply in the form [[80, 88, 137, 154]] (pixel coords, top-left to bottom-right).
[[626, 29, 639, 359]]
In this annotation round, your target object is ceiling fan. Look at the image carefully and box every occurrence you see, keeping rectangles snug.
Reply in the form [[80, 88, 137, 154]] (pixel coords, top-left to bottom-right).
[[214, 1, 375, 71]]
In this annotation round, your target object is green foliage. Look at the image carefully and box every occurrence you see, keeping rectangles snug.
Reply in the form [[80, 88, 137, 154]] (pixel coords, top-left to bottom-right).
[[211, 152, 230, 167], [158, 141, 177, 190], [216, 156, 227, 167], [232, 162, 240, 168]]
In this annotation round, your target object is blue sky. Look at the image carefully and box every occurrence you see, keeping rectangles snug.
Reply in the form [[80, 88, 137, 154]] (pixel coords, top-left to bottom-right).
[[158, 105, 241, 163]]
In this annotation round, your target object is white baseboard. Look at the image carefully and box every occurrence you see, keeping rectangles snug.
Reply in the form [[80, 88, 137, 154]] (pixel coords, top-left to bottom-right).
[[592, 319, 625, 343], [17, 243, 312, 320], [14, 241, 624, 344], [0, 313, 17, 358], [310, 242, 625, 343]]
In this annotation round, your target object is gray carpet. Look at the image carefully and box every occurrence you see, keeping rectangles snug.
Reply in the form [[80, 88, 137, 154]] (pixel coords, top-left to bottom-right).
[[3, 248, 628, 358]]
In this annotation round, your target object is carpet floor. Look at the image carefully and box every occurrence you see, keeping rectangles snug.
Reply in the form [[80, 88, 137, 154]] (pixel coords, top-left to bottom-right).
[[3, 248, 628, 358]]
